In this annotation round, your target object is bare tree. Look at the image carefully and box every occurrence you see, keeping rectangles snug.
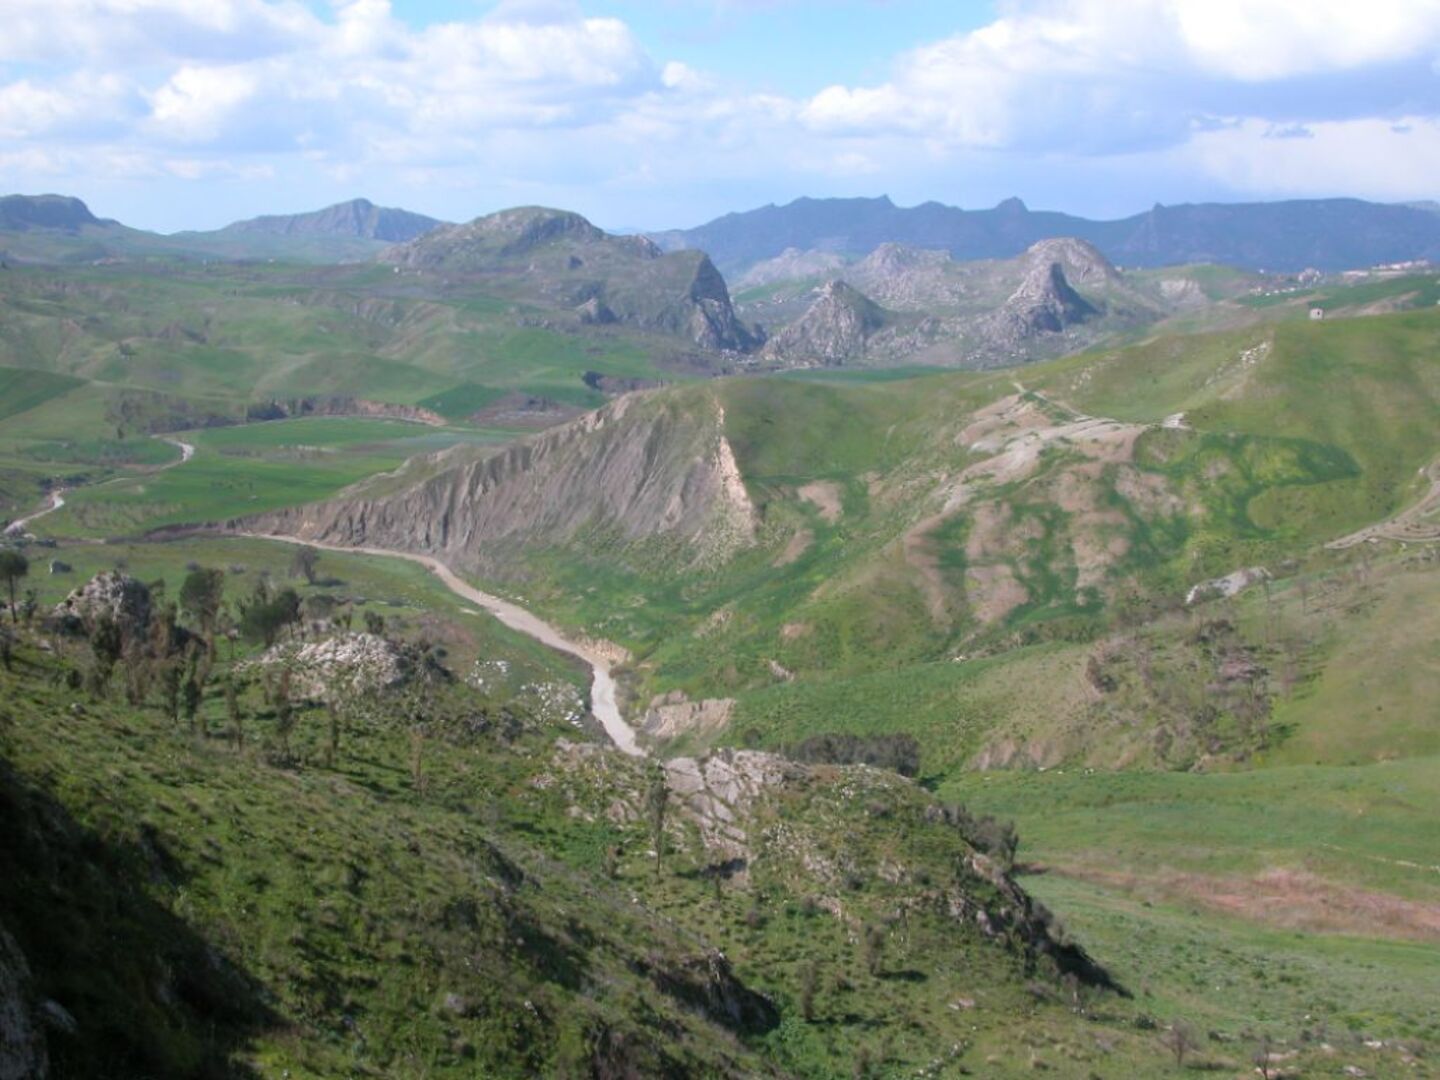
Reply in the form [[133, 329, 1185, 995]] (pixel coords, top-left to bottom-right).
[[863, 923, 886, 977], [182, 670, 204, 734], [274, 667, 295, 760], [1163, 1020, 1199, 1069], [800, 960, 820, 1022], [0, 550, 28, 625], [1253, 1034, 1274, 1080], [225, 676, 244, 751]]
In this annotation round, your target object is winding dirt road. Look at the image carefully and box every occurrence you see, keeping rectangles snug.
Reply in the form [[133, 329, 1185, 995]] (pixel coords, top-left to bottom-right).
[[1327, 458, 1440, 549], [244, 533, 644, 757], [4, 436, 195, 537], [3, 488, 66, 536]]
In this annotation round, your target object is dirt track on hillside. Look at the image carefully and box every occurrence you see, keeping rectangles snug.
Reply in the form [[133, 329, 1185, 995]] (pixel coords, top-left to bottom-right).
[[1328, 458, 1440, 549], [242, 533, 644, 757]]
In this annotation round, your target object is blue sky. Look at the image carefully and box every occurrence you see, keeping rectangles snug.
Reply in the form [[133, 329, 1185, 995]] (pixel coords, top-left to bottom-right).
[[394, 1, 993, 92], [2, 0, 1438, 232]]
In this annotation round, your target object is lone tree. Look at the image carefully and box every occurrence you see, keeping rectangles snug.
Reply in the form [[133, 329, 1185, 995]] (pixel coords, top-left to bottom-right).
[[800, 960, 820, 1023], [863, 923, 887, 978], [88, 614, 124, 696], [273, 667, 296, 760], [239, 584, 301, 648], [291, 545, 320, 585], [179, 567, 225, 656], [646, 766, 670, 881], [0, 550, 28, 625], [182, 663, 204, 734], [224, 675, 245, 751]]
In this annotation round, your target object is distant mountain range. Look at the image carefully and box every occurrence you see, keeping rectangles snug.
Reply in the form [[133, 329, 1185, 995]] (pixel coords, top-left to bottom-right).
[[652, 195, 1440, 275], [0, 195, 448, 264], [7, 190, 1440, 278]]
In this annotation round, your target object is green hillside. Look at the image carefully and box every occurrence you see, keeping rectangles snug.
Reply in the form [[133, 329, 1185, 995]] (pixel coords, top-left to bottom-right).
[[0, 545, 1212, 1078], [2, 236, 1438, 1076]]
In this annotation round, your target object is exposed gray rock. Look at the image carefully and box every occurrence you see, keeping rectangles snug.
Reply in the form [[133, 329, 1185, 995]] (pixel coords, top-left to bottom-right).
[[248, 633, 406, 701], [762, 279, 888, 366], [664, 750, 797, 859], [54, 571, 151, 636], [1185, 566, 1271, 606], [0, 924, 47, 1080], [844, 243, 964, 307], [643, 694, 735, 740], [991, 259, 1096, 336]]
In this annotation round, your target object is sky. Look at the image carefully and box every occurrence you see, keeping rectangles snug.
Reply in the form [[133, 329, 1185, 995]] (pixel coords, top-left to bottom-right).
[[2, 0, 1438, 232]]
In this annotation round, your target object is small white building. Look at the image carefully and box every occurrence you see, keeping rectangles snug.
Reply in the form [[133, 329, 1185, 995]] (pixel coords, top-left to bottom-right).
[[1309, 307, 1325, 321]]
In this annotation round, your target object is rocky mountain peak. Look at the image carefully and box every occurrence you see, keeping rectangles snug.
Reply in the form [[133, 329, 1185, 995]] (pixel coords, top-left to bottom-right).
[[855, 242, 951, 278], [464, 206, 609, 256], [762, 278, 888, 367], [1022, 237, 1121, 286], [992, 259, 1097, 340], [383, 205, 755, 352]]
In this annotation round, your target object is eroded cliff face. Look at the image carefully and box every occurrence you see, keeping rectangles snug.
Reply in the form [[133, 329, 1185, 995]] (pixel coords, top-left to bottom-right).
[[241, 389, 757, 576]]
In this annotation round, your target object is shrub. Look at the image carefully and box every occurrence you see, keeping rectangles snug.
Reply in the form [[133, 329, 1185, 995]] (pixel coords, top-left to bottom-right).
[[785, 732, 921, 777]]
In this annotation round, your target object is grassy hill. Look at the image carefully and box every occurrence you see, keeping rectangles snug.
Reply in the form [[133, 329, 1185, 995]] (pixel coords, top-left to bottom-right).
[[197, 300, 1440, 1080], [0, 546, 1230, 1078]]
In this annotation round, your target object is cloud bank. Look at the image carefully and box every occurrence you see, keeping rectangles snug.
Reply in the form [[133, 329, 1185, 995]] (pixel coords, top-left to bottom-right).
[[1, 0, 1437, 228]]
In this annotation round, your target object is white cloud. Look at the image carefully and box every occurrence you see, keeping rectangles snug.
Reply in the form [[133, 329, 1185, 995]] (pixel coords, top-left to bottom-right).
[[1187, 116, 1440, 198], [1171, 0, 1440, 81], [2, 0, 1439, 227], [0, 0, 321, 65], [148, 65, 260, 142], [797, 0, 1440, 152], [0, 73, 138, 139]]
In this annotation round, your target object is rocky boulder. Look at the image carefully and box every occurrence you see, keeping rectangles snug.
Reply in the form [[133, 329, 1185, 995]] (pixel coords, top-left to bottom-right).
[[249, 633, 405, 702], [54, 572, 151, 637]]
